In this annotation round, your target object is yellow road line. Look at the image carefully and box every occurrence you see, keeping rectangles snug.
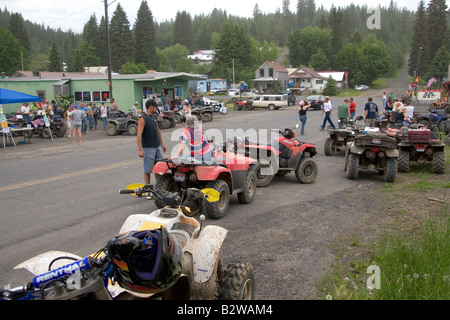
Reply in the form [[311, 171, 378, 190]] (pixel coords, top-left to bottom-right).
[[0, 159, 140, 192]]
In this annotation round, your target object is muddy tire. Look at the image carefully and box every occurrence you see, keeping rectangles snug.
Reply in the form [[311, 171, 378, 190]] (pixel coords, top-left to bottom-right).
[[254, 163, 273, 187], [432, 151, 446, 174], [154, 174, 179, 208], [41, 128, 51, 139], [398, 150, 410, 172], [203, 179, 230, 219], [324, 137, 335, 156], [219, 262, 255, 300], [126, 123, 138, 135], [346, 153, 359, 180], [106, 124, 117, 136], [383, 157, 397, 183], [295, 157, 318, 184], [202, 112, 212, 122], [237, 166, 257, 203]]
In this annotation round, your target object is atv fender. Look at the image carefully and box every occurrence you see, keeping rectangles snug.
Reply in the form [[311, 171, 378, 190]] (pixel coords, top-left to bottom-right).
[[152, 161, 172, 175], [385, 149, 399, 158], [259, 154, 278, 175], [189, 225, 227, 283], [349, 145, 366, 155], [195, 165, 231, 181], [14, 251, 83, 277]]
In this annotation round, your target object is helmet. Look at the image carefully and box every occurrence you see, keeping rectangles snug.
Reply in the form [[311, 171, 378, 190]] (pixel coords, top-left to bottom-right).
[[106, 227, 183, 294], [283, 129, 295, 139]]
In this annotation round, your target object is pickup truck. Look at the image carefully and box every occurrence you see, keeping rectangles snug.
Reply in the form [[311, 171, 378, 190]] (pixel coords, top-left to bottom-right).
[[250, 95, 288, 110]]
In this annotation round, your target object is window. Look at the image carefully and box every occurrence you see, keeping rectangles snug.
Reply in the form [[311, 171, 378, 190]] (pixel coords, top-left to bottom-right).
[[316, 80, 324, 85], [143, 86, 153, 99], [82, 91, 91, 101], [268, 68, 274, 77], [259, 69, 264, 77], [37, 90, 46, 102], [175, 85, 183, 99], [92, 91, 101, 101], [74, 90, 110, 102]]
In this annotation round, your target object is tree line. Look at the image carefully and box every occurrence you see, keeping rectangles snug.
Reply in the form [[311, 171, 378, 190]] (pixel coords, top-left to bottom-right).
[[1, 0, 448, 89]]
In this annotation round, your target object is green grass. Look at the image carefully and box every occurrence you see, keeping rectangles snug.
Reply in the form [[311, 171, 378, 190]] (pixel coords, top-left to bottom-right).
[[319, 146, 450, 300]]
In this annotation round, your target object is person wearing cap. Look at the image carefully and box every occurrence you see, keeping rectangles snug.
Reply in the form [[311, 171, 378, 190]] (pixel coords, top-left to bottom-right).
[[337, 99, 350, 128], [132, 102, 139, 117], [137, 99, 166, 185], [320, 96, 336, 131], [69, 104, 86, 145]]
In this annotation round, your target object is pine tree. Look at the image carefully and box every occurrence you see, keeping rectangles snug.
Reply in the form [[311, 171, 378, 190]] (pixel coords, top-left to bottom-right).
[[8, 13, 30, 52], [427, 45, 450, 83], [425, 0, 448, 66], [134, 0, 157, 70], [408, 0, 428, 78], [109, 3, 134, 73], [48, 41, 62, 72], [174, 11, 193, 52]]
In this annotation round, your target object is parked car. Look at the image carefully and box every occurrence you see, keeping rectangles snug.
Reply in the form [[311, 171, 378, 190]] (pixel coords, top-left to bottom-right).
[[306, 95, 325, 110], [228, 88, 240, 96], [355, 85, 369, 91], [241, 92, 257, 100], [277, 90, 296, 106]]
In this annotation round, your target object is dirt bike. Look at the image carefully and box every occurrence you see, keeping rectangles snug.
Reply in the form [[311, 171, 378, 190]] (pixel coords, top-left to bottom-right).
[[0, 186, 255, 300], [396, 127, 446, 174], [324, 116, 364, 156], [228, 124, 318, 187], [345, 131, 399, 183], [152, 146, 258, 219]]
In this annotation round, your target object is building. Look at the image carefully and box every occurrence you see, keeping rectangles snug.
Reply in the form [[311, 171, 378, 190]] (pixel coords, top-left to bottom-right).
[[187, 50, 215, 65], [189, 78, 227, 93], [0, 71, 207, 114], [253, 62, 289, 92], [317, 71, 349, 91], [288, 67, 328, 94]]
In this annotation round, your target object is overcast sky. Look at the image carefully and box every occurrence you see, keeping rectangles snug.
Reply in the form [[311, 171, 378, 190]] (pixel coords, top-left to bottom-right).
[[2, 0, 422, 34]]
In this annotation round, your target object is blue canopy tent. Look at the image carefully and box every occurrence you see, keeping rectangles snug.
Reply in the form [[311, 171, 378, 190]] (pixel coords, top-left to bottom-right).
[[0, 88, 41, 147], [0, 88, 41, 104]]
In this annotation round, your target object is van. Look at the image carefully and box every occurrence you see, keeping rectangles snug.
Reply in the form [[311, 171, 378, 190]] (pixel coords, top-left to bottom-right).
[[228, 88, 240, 96], [250, 95, 288, 110]]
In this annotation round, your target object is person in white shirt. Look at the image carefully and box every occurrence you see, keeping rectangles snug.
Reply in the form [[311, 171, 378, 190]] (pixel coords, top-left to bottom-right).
[[100, 103, 108, 129], [320, 97, 336, 131], [132, 102, 139, 117]]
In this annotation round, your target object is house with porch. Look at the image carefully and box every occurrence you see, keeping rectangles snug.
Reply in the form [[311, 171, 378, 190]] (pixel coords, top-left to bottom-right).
[[253, 62, 289, 93]]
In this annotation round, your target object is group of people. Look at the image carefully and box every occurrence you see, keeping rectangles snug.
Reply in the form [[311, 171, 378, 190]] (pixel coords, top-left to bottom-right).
[[64, 100, 114, 145], [297, 93, 416, 134], [19, 100, 60, 122]]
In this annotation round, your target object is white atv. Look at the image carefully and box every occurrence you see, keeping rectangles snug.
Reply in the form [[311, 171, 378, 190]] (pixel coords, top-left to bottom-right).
[[1, 185, 255, 300]]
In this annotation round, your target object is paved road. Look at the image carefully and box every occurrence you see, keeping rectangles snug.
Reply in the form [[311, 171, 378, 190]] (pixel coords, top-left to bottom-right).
[[0, 65, 420, 299]]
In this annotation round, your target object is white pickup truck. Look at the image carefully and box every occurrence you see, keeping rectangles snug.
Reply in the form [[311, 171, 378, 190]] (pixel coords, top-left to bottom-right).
[[250, 95, 288, 110]]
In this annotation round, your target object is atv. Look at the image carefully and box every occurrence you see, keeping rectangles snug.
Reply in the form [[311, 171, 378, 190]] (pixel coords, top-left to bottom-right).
[[324, 116, 364, 156], [396, 126, 446, 174], [152, 148, 257, 219], [345, 131, 399, 183], [106, 110, 139, 136], [417, 110, 448, 132], [190, 106, 214, 122], [227, 124, 318, 187]]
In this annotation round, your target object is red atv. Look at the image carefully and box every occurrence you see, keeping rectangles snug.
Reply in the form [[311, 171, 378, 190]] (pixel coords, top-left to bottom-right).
[[227, 124, 318, 187], [152, 147, 257, 219]]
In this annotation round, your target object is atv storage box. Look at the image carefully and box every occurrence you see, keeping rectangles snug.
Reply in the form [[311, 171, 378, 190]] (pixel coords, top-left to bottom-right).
[[354, 132, 398, 149]]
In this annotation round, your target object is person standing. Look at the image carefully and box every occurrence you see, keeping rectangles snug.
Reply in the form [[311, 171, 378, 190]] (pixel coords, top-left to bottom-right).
[[382, 92, 387, 109], [320, 96, 336, 131], [337, 99, 350, 128], [92, 103, 99, 129], [349, 97, 356, 120], [364, 97, 379, 127], [100, 102, 108, 129], [64, 105, 73, 138], [69, 104, 86, 145], [88, 103, 95, 130], [131, 102, 139, 116], [79, 101, 88, 134], [297, 99, 311, 135], [137, 99, 167, 185]]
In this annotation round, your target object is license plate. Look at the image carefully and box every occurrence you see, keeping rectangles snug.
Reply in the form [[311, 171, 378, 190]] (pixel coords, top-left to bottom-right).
[[372, 139, 381, 144], [366, 151, 376, 158], [174, 172, 186, 182], [338, 134, 345, 141]]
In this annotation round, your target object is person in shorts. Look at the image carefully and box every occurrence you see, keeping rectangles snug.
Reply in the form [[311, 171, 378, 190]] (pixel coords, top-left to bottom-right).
[[69, 104, 86, 145], [137, 99, 166, 184]]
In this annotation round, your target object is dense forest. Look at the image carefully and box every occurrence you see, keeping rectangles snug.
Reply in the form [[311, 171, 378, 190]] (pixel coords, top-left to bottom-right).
[[0, 0, 449, 88]]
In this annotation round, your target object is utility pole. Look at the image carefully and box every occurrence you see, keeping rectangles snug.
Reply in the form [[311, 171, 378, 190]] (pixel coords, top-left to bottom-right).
[[104, 0, 113, 100]]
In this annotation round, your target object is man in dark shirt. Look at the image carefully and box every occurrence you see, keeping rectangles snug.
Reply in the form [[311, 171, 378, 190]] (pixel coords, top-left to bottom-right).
[[364, 97, 379, 127], [137, 99, 166, 184]]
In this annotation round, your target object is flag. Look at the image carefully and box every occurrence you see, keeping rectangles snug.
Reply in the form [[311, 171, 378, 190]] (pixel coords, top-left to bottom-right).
[[416, 76, 419, 83], [427, 78, 436, 88]]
